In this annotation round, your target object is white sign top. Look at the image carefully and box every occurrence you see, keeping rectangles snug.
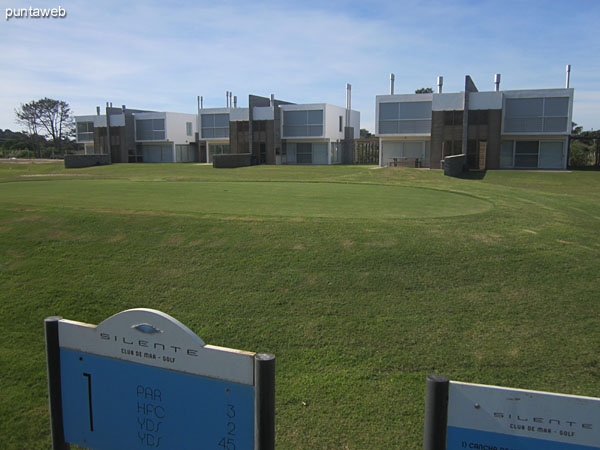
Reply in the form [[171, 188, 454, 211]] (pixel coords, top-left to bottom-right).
[[448, 381, 600, 447], [58, 308, 255, 385]]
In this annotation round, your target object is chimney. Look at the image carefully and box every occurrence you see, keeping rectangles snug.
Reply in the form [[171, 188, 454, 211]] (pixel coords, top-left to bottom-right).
[[200, 96, 203, 109], [226, 91, 229, 107], [270, 94, 275, 107], [346, 83, 351, 128], [109, 102, 113, 107], [233, 96, 237, 108], [96, 106, 100, 115], [346, 83, 351, 110], [390, 73, 395, 95], [566, 64, 571, 88], [437, 76, 443, 94], [122, 105, 126, 112], [494, 74, 501, 92]]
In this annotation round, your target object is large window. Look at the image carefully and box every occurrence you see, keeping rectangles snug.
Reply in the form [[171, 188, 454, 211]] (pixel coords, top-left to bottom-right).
[[284, 142, 329, 164], [186, 122, 192, 136], [500, 140, 565, 169], [504, 97, 569, 133], [379, 101, 432, 134], [76, 121, 94, 142], [381, 141, 430, 167], [136, 119, 165, 141], [138, 143, 173, 163], [201, 114, 229, 138], [282, 110, 323, 137], [176, 144, 196, 162]]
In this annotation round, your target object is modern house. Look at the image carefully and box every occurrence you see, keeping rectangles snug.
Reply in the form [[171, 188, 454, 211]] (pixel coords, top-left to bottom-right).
[[198, 89, 360, 165], [133, 111, 197, 163], [75, 105, 198, 163], [74, 85, 358, 166], [280, 100, 360, 165], [376, 68, 574, 170]]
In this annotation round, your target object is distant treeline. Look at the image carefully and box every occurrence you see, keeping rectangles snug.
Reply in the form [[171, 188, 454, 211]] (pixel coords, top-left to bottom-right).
[[0, 129, 78, 159]]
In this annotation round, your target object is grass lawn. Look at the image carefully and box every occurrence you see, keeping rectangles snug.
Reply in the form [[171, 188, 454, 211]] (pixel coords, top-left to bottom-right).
[[0, 162, 599, 449]]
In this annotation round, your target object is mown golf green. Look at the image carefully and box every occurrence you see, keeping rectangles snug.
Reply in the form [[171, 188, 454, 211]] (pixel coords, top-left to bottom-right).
[[1, 162, 599, 449]]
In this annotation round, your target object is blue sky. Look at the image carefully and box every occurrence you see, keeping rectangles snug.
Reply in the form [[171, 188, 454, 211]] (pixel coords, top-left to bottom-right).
[[1, 0, 598, 132]]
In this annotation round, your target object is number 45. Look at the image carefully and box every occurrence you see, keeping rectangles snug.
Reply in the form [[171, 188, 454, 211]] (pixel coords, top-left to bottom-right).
[[218, 437, 235, 450]]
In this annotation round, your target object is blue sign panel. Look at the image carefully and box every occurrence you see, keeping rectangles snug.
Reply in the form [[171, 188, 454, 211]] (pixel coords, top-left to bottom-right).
[[60, 348, 254, 450], [447, 426, 598, 450]]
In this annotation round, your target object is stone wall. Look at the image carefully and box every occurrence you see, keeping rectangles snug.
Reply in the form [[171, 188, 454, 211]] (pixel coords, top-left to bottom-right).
[[212, 153, 252, 168], [64, 154, 111, 169]]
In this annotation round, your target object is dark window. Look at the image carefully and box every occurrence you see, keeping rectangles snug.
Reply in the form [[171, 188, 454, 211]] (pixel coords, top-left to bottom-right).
[[296, 143, 312, 164], [444, 111, 454, 126], [514, 141, 539, 168], [444, 110, 463, 126], [469, 110, 488, 126], [259, 143, 266, 164], [339, 115, 343, 132], [443, 140, 463, 157]]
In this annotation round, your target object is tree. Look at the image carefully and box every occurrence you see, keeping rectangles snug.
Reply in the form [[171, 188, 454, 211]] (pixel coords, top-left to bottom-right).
[[15, 98, 74, 157], [15, 100, 42, 157], [415, 87, 433, 94], [360, 128, 373, 139]]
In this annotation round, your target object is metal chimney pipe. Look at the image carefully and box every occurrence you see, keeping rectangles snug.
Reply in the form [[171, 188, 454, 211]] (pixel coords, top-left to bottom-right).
[[109, 102, 113, 107], [270, 94, 275, 107], [234, 96, 237, 108], [566, 64, 571, 88], [200, 96, 203, 109], [494, 74, 501, 92], [96, 106, 100, 115], [226, 91, 229, 107], [437, 76, 443, 94], [122, 105, 126, 112], [390, 73, 395, 95], [346, 83, 351, 110], [346, 83, 351, 129]]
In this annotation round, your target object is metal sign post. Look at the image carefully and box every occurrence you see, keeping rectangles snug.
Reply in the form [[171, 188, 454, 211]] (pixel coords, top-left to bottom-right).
[[424, 374, 600, 450], [45, 309, 275, 450]]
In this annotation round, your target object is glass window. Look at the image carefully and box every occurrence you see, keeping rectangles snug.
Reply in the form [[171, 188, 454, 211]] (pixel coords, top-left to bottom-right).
[[399, 102, 431, 120], [539, 141, 564, 168], [313, 143, 328, 164], [283, 110, 323, 137], [379, 103, 399, 120], [379, 121, 398, 134], [214, 114, 229, 127], [201, 114, 229, 138], [543, 117, 568, 132], [506, 98, 543, 117], [307, 110, 323, 125], [544, 97, 569, 116], [500, 141, 514, 168], [186, 122, 192, 136], [339, 116, 343, 132], [379, 101, 431, 135], [152, 119, 165, 131], [202, 114, 214, 128], [514, 141, 539, 168], [296, 143, 312, 163]]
